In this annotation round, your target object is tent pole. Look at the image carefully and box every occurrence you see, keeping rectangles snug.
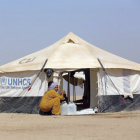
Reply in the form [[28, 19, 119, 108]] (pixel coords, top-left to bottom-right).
[[73, 84, 74, 101], [67, 72, 70, 103], [73, 84, 76, 101], [73, 78, 76, 101]]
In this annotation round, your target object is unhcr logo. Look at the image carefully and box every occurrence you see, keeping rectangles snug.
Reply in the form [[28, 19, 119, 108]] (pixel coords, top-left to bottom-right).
[[0, 77, 7, 85], [19, 57, 36, 64], [0, 77, 31, 89]]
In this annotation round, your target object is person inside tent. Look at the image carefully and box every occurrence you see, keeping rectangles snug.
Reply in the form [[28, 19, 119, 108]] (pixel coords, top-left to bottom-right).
[[39, 81, 66, 115]]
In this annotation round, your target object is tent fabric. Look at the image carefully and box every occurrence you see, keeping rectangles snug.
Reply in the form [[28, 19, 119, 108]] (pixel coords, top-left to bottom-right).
[[0, 71, 47, 113], [0, 32, 140, 73], [0, 71, 47, 97], [98, 69, 140, 96], [0, 32, 140, 114], [98, 94, 140, 112], [0, 97, 41, 113]]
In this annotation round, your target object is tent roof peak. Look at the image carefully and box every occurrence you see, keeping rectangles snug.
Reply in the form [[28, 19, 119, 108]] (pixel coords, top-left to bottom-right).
[[62, 32, 81, 44]]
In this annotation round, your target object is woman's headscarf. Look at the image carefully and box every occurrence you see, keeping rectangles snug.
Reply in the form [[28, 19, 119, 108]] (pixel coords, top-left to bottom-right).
[[48, 82, 58, 90]]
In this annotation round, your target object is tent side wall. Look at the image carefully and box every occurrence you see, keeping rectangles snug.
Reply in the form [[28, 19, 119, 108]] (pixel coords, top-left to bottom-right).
[[97, 69, 140, 112], [0, 71, 47, 113]]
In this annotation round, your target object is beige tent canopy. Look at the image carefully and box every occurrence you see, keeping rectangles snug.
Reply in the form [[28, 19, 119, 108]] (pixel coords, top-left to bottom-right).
[[0, 32, 140, 73], [0, 32, 140, 114]]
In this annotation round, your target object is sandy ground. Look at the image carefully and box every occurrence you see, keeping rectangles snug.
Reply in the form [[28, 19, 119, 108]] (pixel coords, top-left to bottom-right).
[[0, 111, 140, 140]]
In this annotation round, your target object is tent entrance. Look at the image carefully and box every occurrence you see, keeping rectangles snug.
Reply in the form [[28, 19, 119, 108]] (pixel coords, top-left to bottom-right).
[[62, 69, 91, 110]]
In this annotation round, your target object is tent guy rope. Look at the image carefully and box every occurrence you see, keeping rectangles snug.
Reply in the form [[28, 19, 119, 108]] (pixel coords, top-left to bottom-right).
[[28, 58, 48, 91]]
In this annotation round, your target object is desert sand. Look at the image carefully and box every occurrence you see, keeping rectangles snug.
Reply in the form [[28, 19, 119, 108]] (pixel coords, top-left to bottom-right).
[[0, 111, 140, 140]]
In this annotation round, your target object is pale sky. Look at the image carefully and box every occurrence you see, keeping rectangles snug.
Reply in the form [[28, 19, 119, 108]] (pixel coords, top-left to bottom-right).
[[0, 0, 140, 66]]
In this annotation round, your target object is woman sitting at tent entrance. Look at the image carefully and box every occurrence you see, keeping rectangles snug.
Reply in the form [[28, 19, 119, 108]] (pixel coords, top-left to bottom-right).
[[39, 81, 66, 115]]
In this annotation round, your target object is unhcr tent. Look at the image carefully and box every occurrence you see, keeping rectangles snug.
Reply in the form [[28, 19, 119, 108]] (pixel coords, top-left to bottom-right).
[[0, 32, 140, 113]]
